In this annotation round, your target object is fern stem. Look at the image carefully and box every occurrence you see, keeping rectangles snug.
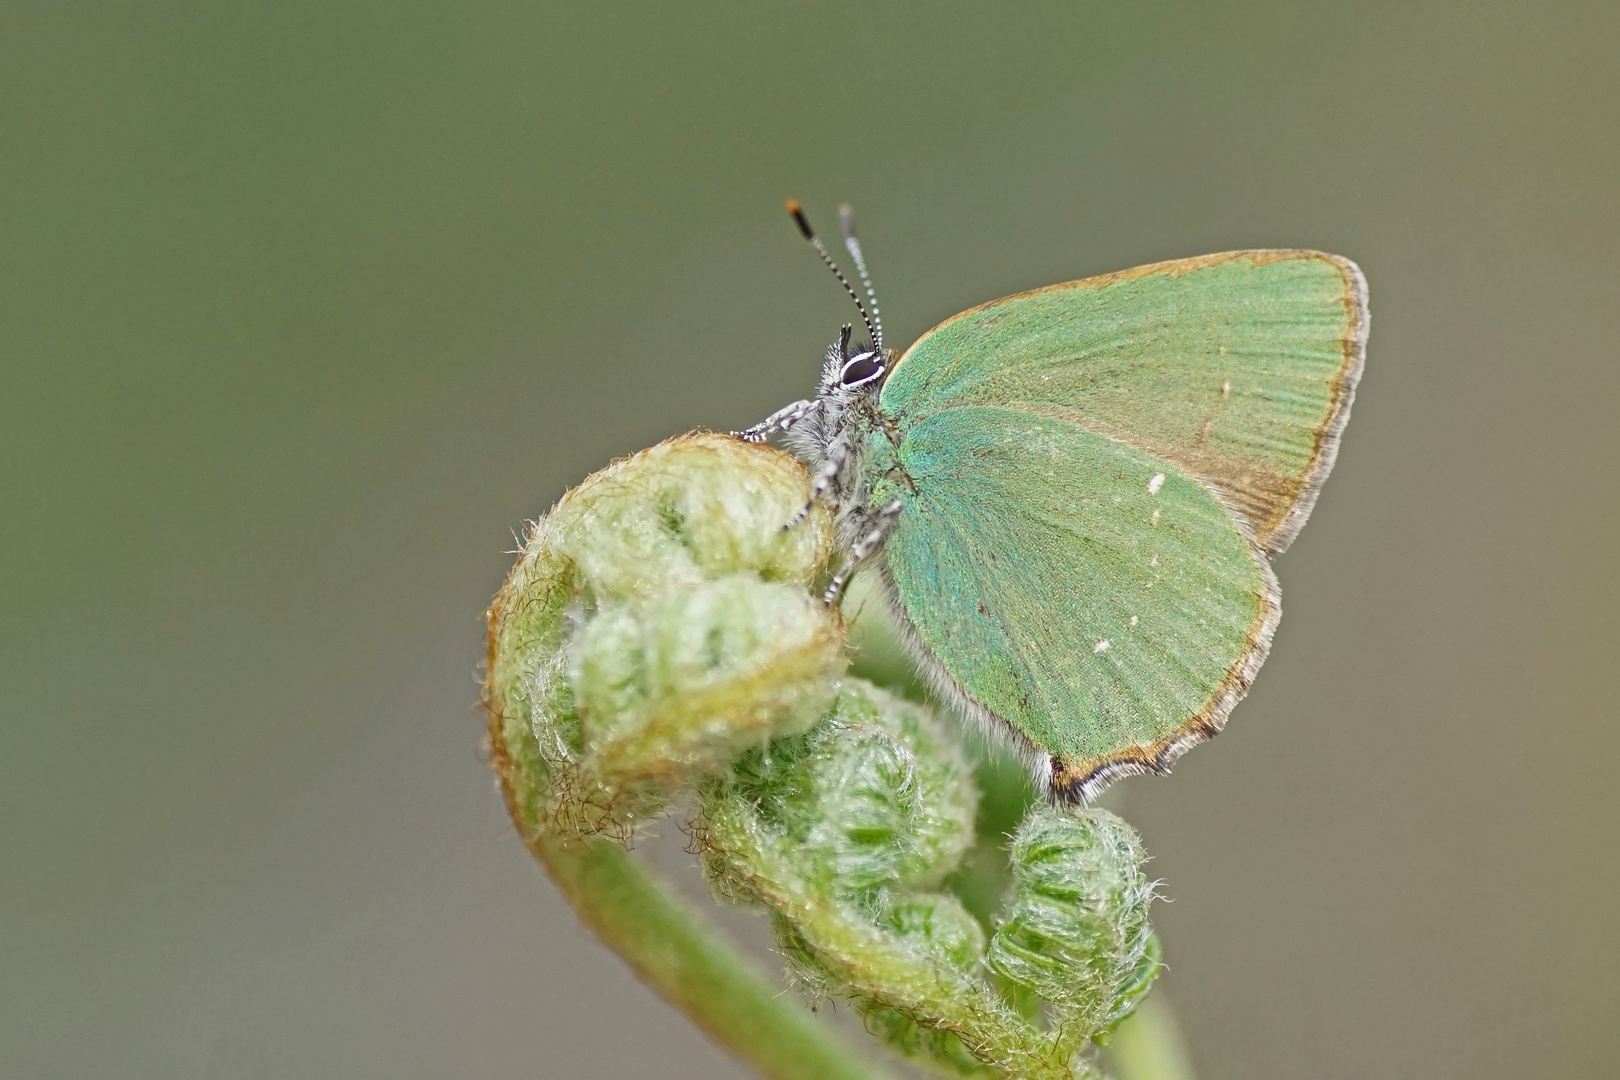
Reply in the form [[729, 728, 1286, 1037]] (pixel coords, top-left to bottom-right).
[[530, 831, 894, 1080]]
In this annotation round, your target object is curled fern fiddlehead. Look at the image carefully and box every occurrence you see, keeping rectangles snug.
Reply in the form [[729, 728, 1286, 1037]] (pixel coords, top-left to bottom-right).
[[486, 431, 1165, 1080]]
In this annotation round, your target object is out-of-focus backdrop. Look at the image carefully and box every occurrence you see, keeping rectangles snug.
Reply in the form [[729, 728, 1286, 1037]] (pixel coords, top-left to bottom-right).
[[4, 3, 1617, 1078]]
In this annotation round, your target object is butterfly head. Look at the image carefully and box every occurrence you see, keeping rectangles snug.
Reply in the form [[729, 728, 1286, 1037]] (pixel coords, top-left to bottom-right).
[[814, 320, 888, 400]]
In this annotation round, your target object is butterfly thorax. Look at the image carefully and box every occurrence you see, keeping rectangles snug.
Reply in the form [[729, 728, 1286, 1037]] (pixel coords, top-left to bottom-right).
[[778, 333, 901, 554]]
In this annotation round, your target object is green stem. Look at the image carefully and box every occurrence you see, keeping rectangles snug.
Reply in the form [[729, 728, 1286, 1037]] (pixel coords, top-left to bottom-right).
[[1106, 994, 1196, 1080], [532, 831, 894, 1080]]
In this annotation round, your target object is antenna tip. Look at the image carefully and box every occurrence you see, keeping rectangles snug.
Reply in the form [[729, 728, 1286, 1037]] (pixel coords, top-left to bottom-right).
[[838, 203, 856, 237], [785, 199, 814, 240]]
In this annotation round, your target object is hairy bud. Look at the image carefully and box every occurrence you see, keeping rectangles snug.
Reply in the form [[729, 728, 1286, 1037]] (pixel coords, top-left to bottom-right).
[[486, 432, 844, 838], [988, 809, 1161, 1041]]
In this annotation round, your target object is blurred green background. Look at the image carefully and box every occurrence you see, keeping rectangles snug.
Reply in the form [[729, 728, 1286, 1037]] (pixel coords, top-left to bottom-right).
[[4, 3, 1617, 1077]]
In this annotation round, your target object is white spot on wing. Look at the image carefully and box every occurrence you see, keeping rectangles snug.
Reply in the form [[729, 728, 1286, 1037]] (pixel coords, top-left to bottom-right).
[[1148, 473, 1166, 495], [1093, 639, 1111, 653], [1130, 615, 1139, 626]]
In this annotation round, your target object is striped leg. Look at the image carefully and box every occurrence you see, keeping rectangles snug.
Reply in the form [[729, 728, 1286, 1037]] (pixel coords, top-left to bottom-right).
[[784, 431, 850, 531], [733, 399, 814, 443], [823, 499, 902, 605]]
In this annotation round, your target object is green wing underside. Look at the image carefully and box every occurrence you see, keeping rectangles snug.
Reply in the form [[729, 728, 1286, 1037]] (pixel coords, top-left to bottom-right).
[[873, 252, 1360, 795], [876, 407, 1276, 795], [880, 251, 1365, 554]]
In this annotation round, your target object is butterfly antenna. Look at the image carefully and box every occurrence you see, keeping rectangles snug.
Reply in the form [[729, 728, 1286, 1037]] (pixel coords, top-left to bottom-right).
[[786, 200, 881, 353], [837, 203, 882, 354]]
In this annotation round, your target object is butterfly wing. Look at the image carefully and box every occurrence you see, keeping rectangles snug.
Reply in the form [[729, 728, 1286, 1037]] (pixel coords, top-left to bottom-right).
[[873, 251, 1364, 797], [872, 406, 1277, 800], [880, 250, 1366, 554]]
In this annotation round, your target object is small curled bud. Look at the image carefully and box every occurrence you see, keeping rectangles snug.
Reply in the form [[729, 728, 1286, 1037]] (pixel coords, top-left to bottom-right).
[[987, 808, 1160, 1037], [698, 679, 978, 904], [886, 893, 987, 977], [576, 574, 842, 786]]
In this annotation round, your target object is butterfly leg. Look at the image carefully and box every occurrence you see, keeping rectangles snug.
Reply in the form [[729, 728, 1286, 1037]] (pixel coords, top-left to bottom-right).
[[733, 399, 814, 443], [822, 498, 902, 605], [784, 431, 850, 531]]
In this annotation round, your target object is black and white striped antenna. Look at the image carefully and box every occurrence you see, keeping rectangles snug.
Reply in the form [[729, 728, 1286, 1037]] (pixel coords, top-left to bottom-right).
[[837, 203, 883, 355], [786, 200, 881, 355]]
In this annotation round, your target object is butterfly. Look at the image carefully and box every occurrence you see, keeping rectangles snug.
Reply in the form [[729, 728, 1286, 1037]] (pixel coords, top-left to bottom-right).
[[738, 202, 1366, 801]]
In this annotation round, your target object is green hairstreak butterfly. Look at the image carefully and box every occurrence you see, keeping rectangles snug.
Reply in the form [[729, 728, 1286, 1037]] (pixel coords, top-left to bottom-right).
[[738, 202, 1366, 801]]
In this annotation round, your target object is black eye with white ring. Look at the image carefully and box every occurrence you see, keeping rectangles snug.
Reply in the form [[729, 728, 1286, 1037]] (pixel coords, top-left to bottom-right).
[[839, 351, 884, 388]]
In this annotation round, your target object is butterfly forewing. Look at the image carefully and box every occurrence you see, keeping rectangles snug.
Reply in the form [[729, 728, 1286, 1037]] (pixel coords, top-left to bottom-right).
[[880, 250, 1365, 553]]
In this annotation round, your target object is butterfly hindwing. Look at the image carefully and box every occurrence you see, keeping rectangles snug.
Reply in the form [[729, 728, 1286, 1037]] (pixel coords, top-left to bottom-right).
[[880, 250, 1366, 553], [872, 406, 1278, 800]]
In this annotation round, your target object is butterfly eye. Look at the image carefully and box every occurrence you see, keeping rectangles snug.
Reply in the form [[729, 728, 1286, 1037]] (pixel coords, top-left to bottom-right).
[[839, 352, 884, 388]]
